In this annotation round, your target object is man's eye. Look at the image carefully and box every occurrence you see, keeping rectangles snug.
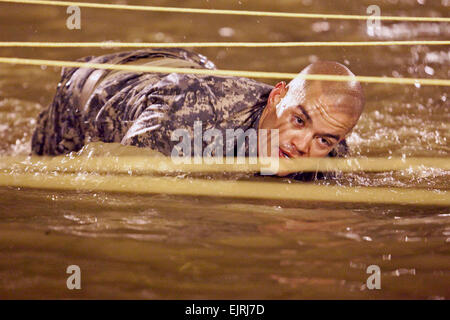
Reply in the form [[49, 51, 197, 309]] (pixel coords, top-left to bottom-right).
[[294, 116, 305, 126], [319, 137, 332, 147]]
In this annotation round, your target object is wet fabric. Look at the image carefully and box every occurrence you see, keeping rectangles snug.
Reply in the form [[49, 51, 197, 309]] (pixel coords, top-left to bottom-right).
[[31, 48, 347, 166]]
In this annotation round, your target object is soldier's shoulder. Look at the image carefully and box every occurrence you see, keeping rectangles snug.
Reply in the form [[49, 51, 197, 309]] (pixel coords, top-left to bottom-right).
[[194, 75, 273, 98]]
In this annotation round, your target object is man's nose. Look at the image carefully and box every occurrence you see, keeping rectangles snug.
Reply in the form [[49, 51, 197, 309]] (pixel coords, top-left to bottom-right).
[[292, 132, 313, 156]]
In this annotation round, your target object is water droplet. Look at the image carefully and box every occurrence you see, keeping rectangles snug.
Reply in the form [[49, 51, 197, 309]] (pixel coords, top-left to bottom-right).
[[424, 65, 434, 75], [218, 27, 235, 38]]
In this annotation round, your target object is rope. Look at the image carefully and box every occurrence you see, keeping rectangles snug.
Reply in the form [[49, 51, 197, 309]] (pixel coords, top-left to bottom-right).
[[0, 172, 448, 206], [1, 156, 449, 174], [1, 41, 450, 48], [0, 56, 449, 86], [1, 0, 449, 22]]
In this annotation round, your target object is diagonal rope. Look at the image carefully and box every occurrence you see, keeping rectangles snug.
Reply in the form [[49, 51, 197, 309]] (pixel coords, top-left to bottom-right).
[[1, 41, 449, 48], [0, 56, 449, 86], [1, 0, 449, 22]]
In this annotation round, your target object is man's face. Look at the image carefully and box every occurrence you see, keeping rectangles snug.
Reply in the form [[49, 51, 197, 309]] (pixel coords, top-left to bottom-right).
[[258, 81, 361, 174]]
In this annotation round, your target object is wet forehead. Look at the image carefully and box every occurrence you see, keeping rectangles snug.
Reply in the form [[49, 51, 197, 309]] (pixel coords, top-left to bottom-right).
[[301, 91, 360, 133]]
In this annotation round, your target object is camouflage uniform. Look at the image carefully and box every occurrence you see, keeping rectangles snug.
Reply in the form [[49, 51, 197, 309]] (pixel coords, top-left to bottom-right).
[[31, 48, 347, 171]]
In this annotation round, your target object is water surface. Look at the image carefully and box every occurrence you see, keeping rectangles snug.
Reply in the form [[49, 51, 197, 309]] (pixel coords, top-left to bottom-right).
[[0, 0, 449, 299]]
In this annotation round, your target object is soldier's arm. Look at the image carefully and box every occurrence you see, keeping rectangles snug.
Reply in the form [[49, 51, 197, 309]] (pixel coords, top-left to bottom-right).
[[120, 102, 173, 155], [120, 74, 220, 156]]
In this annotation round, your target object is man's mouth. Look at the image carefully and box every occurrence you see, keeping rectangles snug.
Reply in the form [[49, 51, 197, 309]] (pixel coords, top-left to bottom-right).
[[279, 148, 291, 159]]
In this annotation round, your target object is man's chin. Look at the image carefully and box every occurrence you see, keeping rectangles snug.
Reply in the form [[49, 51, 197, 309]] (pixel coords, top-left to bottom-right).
[[275, 170, 293, 177]]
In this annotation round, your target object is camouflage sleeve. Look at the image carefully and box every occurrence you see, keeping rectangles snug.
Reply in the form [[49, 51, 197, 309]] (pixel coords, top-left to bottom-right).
[[120, 101, 171, 154], [31, 55, 95, 155], [31, 48, 217, 156]]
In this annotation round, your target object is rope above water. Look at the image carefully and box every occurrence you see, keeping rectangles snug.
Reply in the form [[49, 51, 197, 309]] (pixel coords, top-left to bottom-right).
[[1, 41, 449, 48], [1, 155, 449, 205], [1, 0, 449, 22], [0, 56, 449, 86], [0, 172, 448, 206], [1, 156, 449, 174]]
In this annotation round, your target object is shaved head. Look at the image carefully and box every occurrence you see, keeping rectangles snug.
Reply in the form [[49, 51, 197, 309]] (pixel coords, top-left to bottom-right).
[[283, 61, 365, 130], [258, 60, 365, 165]]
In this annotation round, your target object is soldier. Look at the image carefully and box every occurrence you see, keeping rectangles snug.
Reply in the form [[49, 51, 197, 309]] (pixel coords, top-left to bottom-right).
[[31, 48, 364, 179]]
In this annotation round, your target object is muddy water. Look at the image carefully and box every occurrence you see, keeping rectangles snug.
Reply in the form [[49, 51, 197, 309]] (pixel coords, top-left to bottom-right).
[[0, 0, 449, 299]]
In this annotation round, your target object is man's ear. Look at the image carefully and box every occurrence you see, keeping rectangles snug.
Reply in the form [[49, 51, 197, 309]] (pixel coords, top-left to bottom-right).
[[268, 81, 288, 107], [259, 81, 288, 127]]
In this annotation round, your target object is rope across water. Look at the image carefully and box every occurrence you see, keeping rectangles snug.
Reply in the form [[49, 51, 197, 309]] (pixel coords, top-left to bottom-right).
[[0, 56, 449, 86], [0, 172, 448, 206], [1, 41, 450, 48], [1, 156, 449, 174], [1, 0, 448, 205], [1, 0, 449, 22], [0, 156, 449, 206]]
